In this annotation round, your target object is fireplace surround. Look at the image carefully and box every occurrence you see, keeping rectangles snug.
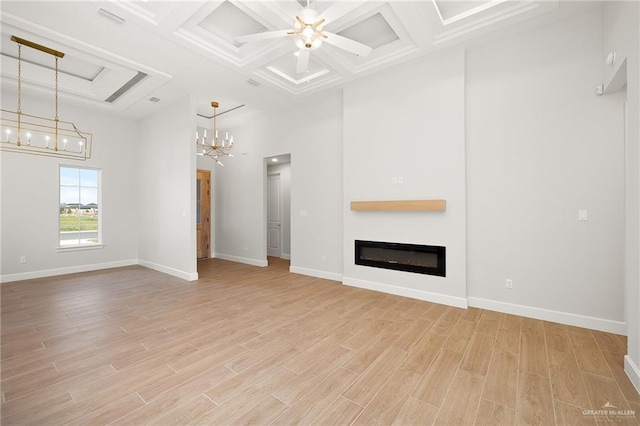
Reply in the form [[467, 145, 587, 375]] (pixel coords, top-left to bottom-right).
[[355, 240, 446, 277]]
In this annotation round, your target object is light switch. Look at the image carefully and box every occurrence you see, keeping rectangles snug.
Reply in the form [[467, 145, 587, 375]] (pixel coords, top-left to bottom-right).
[[578, 210, 588, 221]]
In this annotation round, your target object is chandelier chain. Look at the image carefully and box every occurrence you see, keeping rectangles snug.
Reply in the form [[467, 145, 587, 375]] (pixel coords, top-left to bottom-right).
[[17, 44, 22, 114], [55, 57, 59, 121]]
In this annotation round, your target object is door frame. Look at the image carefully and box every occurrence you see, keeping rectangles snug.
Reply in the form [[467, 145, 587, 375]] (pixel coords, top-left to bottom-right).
[[264, 154, 292, 264], [196, 169, 211, 259], [267, 172, 282, 258]]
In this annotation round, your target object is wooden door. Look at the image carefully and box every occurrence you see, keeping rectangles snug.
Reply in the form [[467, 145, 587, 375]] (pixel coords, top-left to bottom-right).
[[267, 173, 281, 257], [196, 169, 211, 259]]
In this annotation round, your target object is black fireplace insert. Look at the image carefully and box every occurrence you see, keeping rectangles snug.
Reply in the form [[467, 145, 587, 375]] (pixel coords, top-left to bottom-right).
[[355, 240, 446, 277]]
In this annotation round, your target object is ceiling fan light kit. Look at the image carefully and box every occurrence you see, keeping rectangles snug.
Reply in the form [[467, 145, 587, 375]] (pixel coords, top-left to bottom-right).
[[236, 2, 373, 74], [292, 8, 325, 50]]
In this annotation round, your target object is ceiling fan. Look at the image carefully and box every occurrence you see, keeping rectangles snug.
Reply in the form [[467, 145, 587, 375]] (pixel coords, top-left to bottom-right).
[[235, 1, 373, 74]]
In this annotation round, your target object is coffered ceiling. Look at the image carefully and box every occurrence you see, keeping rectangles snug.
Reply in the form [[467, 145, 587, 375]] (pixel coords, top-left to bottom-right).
[[114, 0, 560, 95], [0, 0, 590, 120]]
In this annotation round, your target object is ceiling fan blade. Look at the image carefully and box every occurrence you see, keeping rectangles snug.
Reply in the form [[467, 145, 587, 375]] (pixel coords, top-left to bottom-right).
[[235, 30, 291, 44], [322, 32, 372, 57], [296, 50, 310, 74]]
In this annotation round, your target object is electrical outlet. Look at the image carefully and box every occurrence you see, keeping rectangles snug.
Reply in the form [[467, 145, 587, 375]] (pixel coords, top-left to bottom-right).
[[321, 255, 326, 262], [19, 256, 26, 264], [505, 279, 513, 289]]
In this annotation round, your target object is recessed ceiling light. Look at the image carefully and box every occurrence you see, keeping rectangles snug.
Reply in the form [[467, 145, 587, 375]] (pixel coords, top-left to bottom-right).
[[148, 97, 161, 103], [246, 79, 260, 87], [271, 158, 278, 162], [294, 51, 300, 57]]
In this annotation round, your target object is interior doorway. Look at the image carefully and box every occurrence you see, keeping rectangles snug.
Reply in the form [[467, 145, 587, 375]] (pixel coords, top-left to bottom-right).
[[265, 154, 291, 262], [196, 169, 211, 259], [267, 173, 282, 257]]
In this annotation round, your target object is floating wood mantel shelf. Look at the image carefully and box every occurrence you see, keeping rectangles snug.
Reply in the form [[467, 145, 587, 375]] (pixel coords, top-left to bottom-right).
[[350, 199, 446, 211]]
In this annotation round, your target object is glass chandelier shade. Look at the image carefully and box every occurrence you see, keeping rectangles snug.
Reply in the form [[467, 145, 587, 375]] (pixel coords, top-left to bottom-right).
[[293, 8, 324, 50]]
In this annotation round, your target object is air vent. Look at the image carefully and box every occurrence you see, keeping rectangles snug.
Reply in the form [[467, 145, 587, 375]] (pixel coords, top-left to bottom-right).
[[148, 97, 161, 103], [97, 8, 126, 25], [247, 79, 260, 87], [104, 71, 148, 103]]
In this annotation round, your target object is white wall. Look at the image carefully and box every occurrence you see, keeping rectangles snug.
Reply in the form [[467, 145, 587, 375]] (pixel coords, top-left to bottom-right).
[[342, 49, 467, 307], [211, 117, 269, 267], [196, 140, 217, 258], [466, 9, 626, 332], [602, 0, 640, 395], [0, 94, 139, 281], [213, 93, 343, 279], [267, 161, 291, 259], [137, 95, 198, 280], [634, 0, 640, 392], [288, 98, 343, 280], [633, 0, 640, 387]]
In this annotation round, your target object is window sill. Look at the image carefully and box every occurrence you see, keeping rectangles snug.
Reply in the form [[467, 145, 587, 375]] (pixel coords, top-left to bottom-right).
[[57, 244, 104, 252]]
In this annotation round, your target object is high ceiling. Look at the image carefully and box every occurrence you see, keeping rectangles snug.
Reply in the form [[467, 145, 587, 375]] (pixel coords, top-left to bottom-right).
[[0, 1, 595, 121]]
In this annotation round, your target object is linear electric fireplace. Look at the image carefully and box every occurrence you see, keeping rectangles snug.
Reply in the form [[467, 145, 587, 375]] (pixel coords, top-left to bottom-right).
[[355, 240, 446, 277]]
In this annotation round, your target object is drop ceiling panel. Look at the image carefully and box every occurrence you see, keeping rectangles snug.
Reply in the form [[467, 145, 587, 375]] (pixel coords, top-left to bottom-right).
[[433, 0, 502, 23], [337, 12, 399, 49], [295, 0, 333, 16], [198, 1, 268, 47], [173, 1, 298, 68], [0, 13, 171, 112], [1, 48, 105, 82], [319, 3, 419, 74], [432, 1, 559, 45], [270, 51, 327, 77]]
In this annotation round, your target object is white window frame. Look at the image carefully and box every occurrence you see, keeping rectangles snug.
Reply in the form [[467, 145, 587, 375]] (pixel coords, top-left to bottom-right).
[[58, 165, 103, 251]]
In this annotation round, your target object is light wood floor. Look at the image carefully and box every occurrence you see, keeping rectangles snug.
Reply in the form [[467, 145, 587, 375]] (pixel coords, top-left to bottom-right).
[[1, 257, 639, 425]]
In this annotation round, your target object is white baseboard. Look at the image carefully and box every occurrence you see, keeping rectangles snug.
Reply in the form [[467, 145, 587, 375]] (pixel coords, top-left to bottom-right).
[[0, 259, 138, 283], [214, 253, 268, 267], [266, 253, 291, 260], [468, 297, 627, 335], [342, 277, 468, 308], [137, 260, 198, 281], [624, 355, 640, 395], [290, 266, 342, 282]]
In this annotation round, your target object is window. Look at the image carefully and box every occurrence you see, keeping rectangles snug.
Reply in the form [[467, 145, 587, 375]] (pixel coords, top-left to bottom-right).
[[59, 166, 101, 247]]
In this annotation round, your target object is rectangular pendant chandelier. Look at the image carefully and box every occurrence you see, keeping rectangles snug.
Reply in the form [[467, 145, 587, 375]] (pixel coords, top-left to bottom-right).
[[1, 36, 93, 160]]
